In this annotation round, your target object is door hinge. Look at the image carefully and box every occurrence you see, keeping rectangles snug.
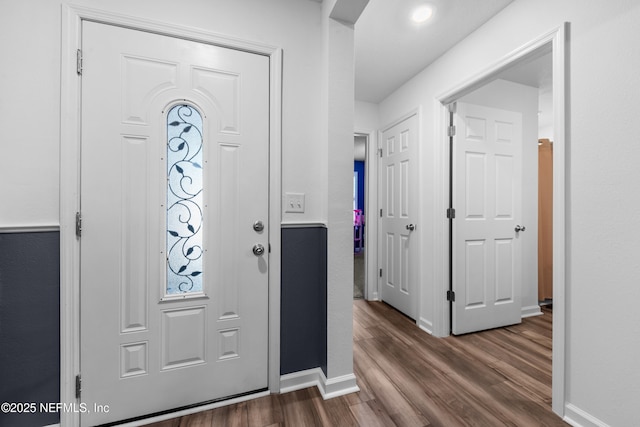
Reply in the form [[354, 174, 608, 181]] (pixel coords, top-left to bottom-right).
[[446, 208, 455, 219], [447, 125, 456, 137], [75, 374, 82, 399], [447, 290, 455, 302], [379, 268, 382, 278], [75, 212, 82, 237], [380, 209, 383, 218], [378, 148, 383, 158], [76, 49, 83, 75]]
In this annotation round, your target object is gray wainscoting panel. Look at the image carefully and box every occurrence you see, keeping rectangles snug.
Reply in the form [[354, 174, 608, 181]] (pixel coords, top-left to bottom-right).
[[280, 225, 327, 376], [0, 232, 60, 427]]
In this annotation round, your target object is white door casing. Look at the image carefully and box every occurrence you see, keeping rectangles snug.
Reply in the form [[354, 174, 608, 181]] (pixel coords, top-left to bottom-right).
[[378, 113, 418, 319], [80, 21, 269, 425], [452, 102, 523, 335]]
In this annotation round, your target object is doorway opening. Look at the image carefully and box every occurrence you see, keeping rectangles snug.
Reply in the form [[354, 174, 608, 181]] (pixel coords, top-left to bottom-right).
[[449, 49, 553, 334], [353, 135, 367, 299], [436, 24, 567, 417], [353, 129, 379, 302], [495, 51, 555, 312]]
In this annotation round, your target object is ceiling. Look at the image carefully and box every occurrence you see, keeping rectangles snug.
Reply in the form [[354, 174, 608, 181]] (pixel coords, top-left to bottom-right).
[[354, 0, 515, 103]]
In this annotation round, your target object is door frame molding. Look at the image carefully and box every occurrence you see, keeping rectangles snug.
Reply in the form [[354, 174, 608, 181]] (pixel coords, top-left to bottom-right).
[[60, 5, 282, 426], [433, 24, 568, 417]]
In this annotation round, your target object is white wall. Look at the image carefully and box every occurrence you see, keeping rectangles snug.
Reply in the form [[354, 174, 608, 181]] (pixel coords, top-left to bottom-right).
[[0, 0, 326, 227], [459, 79, 540, 317], [355, 100, 380, 132], [0, 3, 61, 227], [378, 0, 640, 425]]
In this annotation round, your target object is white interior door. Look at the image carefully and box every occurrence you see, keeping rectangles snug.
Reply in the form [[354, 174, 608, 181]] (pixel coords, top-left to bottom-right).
[[80, 21, 269, 425], [379, 114, 418, 319], [452, 102, 523, 335]]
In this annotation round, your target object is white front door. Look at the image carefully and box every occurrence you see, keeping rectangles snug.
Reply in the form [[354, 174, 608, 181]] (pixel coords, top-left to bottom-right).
[[452, 102, 523, 335], [80, 21, 269, 425], [379, 114, 418, 319]]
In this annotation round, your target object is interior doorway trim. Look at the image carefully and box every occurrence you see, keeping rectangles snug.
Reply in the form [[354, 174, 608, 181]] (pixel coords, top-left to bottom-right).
[[433, 23, 568, 418], [354, 129, 377, 300], [60, 5, 283, 426]]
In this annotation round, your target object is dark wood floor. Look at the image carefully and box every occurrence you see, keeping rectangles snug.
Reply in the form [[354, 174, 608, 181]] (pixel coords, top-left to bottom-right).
[[145, 300, 566, 427]]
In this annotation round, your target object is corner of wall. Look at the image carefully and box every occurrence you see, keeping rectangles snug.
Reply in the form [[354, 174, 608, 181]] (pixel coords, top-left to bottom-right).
[[279, 367, 359, 401]]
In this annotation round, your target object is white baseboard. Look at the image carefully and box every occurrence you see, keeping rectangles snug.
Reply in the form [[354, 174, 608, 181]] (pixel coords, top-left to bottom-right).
[[564, 403, 611, 427], [521, 305, 543, 318], [280, 368, 325, 394], [418, 317, 433, 334], [319, 372, 359, 399], [280, 368, 359, 400]]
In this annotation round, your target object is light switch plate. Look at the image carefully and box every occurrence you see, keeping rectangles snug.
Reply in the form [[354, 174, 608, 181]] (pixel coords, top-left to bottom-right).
[[284, 193, 305, 213]]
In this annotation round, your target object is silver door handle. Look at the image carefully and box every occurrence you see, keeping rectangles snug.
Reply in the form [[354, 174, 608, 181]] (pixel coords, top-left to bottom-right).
[[253, 244, 265, 256], [253, 220, 264, 232], [406, 224, 415, 231], [515, 225, 526, 232]]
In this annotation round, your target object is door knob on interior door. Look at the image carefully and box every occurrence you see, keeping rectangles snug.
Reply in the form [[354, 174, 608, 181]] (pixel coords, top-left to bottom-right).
[[515, 225, 526, 233], [406, 224, 416, 231]]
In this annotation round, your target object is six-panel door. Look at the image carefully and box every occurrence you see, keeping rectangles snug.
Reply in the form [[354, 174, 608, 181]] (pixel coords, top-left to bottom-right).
[[379, 114, 418, 319], [452, 102, 523, 335]]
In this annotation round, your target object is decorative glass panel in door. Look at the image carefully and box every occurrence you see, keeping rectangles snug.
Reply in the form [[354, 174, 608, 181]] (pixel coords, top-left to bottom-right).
[[166, 104, 204, 295]]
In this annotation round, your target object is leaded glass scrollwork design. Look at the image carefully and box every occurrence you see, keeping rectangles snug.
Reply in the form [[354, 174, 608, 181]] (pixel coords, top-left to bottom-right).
[[166, 104, 204, 294]]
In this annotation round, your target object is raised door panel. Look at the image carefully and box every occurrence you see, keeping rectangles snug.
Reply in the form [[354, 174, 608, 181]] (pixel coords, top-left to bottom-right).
[[122, 56, 178, 125], [120, 135, 150, 333], [464, 239, 487, 309]]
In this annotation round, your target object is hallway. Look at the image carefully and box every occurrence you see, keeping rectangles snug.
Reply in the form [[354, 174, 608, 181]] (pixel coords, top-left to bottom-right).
[[146, 300, 565, 426]]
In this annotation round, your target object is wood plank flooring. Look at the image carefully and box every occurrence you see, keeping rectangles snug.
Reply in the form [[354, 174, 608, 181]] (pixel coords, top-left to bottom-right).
[[143, 300, 566, 427]]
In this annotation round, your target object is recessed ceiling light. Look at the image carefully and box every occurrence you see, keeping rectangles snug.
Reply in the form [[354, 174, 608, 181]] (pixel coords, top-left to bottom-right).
[[411, 5, 433, 23]]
